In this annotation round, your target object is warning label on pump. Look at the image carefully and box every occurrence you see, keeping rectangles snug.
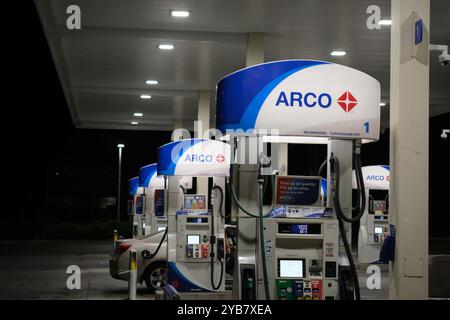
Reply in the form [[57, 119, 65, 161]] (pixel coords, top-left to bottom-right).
[[265, 240, 273, 258], [325, 243, 334, 257]]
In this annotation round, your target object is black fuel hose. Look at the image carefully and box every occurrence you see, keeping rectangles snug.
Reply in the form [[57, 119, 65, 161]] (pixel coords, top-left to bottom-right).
[[145, 227, 168, 260], [258, 179, 271, 300], [319, 156, 364, 214], [227, 166, 275, 299], [332, 155, 366, 223], [336, 208, 360, 300], [227, 171, 275, 218], [329, 151, 366, 300], [213, 185, 228, 219], [318, 159, 327, 177]]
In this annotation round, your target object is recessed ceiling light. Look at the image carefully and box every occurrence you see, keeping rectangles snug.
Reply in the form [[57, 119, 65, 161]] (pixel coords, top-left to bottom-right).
[[378, 19, 392, 26], [131, 122, 139, 125], [170, 10, 190, 18], [140, 94, 151, 99], [380, 102, 387, 106], [331, 50, 346, 56], [145, 80, 158, 85], [158, 43, 174, 50], [133, 112, 143, 117]]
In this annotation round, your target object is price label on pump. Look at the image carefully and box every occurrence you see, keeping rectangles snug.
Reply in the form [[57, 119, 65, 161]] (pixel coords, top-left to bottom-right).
[[265, 240, 273, 258], [325, 243, 334, 257]]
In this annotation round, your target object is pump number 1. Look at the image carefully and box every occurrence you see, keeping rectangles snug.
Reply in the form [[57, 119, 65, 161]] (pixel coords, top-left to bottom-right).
[[364, 122, 369, 133]]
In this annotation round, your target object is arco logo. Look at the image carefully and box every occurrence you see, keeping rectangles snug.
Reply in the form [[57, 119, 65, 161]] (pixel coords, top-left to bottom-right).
[[184, 154, 213, 163], [216, 154, 225, 163], [275, 91, 332, 108], [274, 90, 359, 112], [366, 175, 389, 181], [337, 91, 358, 112]]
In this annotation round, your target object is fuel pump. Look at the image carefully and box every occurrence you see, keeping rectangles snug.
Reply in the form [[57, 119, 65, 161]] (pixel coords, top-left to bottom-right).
[[157, 138, 230, 296], [128, 177, 144, 237], [227, 149, 340, 300], [138, 164, 166, 235], [138, 164, 195, 236], [354, 165, 390, 263], [215, 59, 381, 300]]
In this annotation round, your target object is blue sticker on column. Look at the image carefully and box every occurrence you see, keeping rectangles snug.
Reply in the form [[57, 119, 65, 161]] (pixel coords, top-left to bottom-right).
[[415, 19, 423, 45]]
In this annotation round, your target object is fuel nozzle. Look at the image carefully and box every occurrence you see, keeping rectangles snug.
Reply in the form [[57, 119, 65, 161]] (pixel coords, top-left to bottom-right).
[[258, 154, 271, 183], [329, 153, 337, 192], [329, 153, 336, 174]]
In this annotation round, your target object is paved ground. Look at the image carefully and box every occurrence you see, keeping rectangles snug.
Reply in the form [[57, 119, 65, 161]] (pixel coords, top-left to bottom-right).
[[0, 240, 154, 300], [0, 240, 394, 300], [357, 265, 390, 300]]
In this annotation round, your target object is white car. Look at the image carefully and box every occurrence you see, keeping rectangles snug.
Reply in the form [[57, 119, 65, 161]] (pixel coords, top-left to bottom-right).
[[109, 230, 167, 293]]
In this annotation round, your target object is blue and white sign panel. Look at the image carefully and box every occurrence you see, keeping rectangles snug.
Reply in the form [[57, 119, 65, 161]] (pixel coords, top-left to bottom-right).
[[139, 164, 165, 189], [216, 60, 380, 140], [157, 139, 230, 177], [128, 177, 139, 195], [352, 165, 390, 190]]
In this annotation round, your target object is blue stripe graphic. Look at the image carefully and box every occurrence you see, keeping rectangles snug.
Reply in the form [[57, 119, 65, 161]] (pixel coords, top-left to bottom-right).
[[139, 164, 157, 187], [128, 177, 139, 195], [167, 262, 210, 292], [216, 60, 329, 131], [157, 139, 204, 176]]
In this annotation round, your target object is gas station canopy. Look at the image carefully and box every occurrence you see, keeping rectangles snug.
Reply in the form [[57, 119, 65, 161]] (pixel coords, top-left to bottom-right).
[[35, 0, 450, 131]]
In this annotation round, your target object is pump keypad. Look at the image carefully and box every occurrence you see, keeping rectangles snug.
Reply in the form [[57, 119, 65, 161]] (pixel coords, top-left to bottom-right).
[[276, 279, 323, 300], [185, 243, 209, 259]]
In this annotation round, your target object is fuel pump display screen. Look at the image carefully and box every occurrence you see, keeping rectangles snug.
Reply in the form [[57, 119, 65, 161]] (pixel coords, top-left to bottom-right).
[[186, 217, 208, 223], [278, 223, 321, 235], [294, 224, 308, 234], [276, 176, 320, 206], [279, 259, 305, 278], [187, 235, 201, 245]]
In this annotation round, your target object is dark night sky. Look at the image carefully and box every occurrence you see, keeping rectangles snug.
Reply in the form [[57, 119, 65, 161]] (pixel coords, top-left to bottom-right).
[[3, 2, 449, 236], [3, 2, 174, 221]]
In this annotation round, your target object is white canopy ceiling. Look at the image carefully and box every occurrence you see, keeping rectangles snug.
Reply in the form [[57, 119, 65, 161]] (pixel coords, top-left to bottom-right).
[[35, 0, 450, 131]]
